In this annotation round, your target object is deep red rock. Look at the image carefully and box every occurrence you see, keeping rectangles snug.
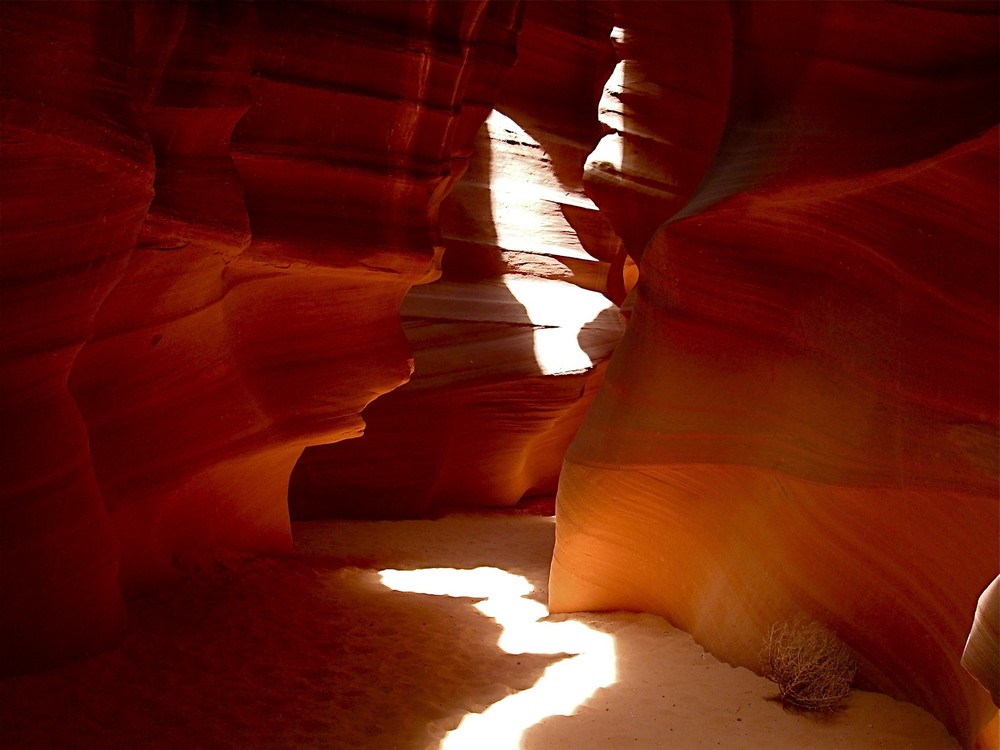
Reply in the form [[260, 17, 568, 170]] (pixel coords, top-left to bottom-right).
[[551, 2, 1000, 746], [289, 0, 625, 520], [2, 0, 522, 672], [1, 8, 996, 749], [0, 1, 153, 675]]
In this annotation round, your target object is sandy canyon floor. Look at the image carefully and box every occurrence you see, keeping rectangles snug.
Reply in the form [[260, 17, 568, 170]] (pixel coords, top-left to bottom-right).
[[0, 510, 958, 749]]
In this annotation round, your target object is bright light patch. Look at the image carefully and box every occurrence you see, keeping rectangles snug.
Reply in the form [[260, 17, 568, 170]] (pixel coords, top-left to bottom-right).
[[503, 275, 615, 376], [379, 566, 532, 599], [483, 110, 600, 260], [486, 110, 541, 148], [378, 567, 617, 750], [477, 108, 620, 377], [597, 62, 627, 134], [587, 133, 625, 174], [592, 57, 626, 171]]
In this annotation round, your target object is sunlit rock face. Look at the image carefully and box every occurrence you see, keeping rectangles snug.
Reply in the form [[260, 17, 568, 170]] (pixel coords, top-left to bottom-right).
[[963, 576, 1000, 707], [551, 2, 999, 747], [289, 1, 626, 519], [3, 14, 996, 750], [583, 1, 732, 266], [1, 0, 520, 675]]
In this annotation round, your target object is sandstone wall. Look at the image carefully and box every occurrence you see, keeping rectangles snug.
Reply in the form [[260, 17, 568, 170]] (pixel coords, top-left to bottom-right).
[[1, 0, 521, 675], [290, 1, 626, 519], [2, 9, 996, 748], [551, 2, 1000, 746]]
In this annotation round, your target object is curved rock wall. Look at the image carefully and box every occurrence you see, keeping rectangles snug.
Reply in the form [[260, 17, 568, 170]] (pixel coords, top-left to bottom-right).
[[583, 0, 732, 264], [68, 2, 262, 599], [0, 2, 153, 676], [1, 0, 521, 674], [289, 0, 625, 519], [2, 10, 996, 748], [551, 2, 999, 747], [964, 576, 1000, 707]]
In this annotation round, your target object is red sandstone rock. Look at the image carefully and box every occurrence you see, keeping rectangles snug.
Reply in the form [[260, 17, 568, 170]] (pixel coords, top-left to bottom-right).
[[289, 1, 625, 520], [0, 2, 153, 675], [290, 275, 623, 519], [68, 2, 265, 598], [2, 12, 997, 750], [1, 0, 522, 673], [551, 3, 999, 747]]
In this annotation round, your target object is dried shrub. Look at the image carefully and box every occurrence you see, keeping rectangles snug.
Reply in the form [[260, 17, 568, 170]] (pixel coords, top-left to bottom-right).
[[761, 619, 858, 712]]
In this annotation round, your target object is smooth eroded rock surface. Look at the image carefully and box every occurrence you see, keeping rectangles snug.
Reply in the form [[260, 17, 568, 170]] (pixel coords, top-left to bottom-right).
[[551, 2, 999, 747], [2, 8, 996, 750], [1, 1, 153, 674], [289, 1, 626, 519], [2, 0, 521, 672]]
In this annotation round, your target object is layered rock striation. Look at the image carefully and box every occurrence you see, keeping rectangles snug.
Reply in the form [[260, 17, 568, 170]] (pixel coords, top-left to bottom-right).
[[290, 1, 625, 519], [2, 0, 522, 675], [963, 576, 1000, 708], [1, 1, 154, 676], [2, 7, 997, 749], [551, 2, 1000, 747]]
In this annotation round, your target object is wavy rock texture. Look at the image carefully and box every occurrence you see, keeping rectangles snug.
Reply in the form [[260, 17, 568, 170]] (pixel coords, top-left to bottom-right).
[[551, 2, 999, 748], [290, 1, 625, 519], [2, 0, 521, 674], [963, 576, 1000, 707], [0, 2, 153, 675], [583, 0, 732, 265], [3, 14, 997, 750], [68, 2, 265, 600]]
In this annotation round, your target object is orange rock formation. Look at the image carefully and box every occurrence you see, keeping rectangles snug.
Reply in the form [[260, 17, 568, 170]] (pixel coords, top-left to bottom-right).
[[550, 2, 999, 747], [1, 0, 522, 673], [290, 1, 625, 519], [1, 4, 997, 748]]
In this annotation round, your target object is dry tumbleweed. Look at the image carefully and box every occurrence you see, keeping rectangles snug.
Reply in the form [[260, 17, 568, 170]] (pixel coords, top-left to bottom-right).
[[761, 619, 858, 712]]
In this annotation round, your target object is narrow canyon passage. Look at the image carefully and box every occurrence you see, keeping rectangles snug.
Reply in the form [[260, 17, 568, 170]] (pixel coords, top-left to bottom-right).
[[1, 3, 997, 746], [0, 510, 958, 750]]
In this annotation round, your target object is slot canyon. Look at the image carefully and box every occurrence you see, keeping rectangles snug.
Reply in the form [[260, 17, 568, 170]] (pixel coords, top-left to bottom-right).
[[1, 2, 997, 749]]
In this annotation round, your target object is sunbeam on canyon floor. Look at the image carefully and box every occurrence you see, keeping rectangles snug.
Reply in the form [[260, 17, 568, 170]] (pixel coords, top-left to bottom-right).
[[379, 566, 616, 750], [0, 512, 959, 750]]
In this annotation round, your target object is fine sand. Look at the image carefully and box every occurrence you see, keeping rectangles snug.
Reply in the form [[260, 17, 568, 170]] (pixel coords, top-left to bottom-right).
[[0, 511, 959, 749]]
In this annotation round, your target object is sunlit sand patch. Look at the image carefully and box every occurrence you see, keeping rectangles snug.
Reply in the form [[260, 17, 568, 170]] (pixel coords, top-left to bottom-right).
[[0, 515, 962, 750], [379, 566, 616, 750]]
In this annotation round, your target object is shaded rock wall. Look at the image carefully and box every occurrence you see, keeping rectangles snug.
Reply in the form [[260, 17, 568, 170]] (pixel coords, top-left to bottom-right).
[[551, 2, 1000, 747], [1, 1, 154, 677], [1, 0, 521, 675], [2, 9, 996, 749], [290, 0, 625, 519]]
